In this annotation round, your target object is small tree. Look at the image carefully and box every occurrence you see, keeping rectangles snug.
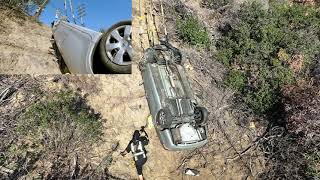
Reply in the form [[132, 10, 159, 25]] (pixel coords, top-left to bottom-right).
[[1, 0, 50, 17], [33, 0, 50, 18]]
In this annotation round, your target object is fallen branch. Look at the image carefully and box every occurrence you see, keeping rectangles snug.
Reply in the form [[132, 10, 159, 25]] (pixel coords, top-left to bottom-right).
[[0, 87, 12, 102], [0, 166, 14, 175], [226, 126, 284, 161]]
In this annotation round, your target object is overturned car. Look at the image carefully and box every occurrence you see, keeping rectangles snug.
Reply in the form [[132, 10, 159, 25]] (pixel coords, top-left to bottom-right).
[[52, 20, 132, 74], [139, 41, 208, 150]]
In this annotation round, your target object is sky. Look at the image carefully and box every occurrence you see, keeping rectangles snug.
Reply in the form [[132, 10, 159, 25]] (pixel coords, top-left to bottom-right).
[[40, 0, 132, 31]]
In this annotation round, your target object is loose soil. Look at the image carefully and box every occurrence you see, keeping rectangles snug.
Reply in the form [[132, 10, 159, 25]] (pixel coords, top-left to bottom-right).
[[0, 6, 60, 74]]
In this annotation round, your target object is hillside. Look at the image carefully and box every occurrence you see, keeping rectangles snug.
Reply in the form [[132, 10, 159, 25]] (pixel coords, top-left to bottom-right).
[[0, 0, 271, 179], [0, 73, 187, 179], [135, 0, 320, 179], [0, 3, 183, 179], [134, 0, 266, 178], [0, 6, 60, 74], [0, 0, 319, 179]]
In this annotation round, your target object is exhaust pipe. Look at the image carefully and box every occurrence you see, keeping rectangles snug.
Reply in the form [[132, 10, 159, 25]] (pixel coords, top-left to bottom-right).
[[52, 20, 132, 74]]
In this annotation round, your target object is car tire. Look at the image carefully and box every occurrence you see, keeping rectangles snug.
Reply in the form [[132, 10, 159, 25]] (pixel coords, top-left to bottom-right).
[[156, 108, 172, 130], [145, 48, 157, 63], [194, 107, 208, 125], [99, 20, 132, 74]]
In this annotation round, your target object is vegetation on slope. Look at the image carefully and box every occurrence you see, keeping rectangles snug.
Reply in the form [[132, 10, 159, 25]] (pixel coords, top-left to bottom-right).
[[173, 0, 320, 178], [201, 0, 232, 10], [1, 0, 49, 18], [0, 80, 107, 179], [216, 2, 320, 114], [177, 16, 211, 47], [216, 2, 320, 179], [260, 81, 320, 179]]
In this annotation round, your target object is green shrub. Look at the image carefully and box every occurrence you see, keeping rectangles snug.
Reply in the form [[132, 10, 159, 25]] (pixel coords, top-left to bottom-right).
[[2, 0, 47, 15], [244, 82, 277, 113], [216, 2, 320, 114], [201, 0, 232, 9], [177, 16, 211, 47], [305, 152, 320, 178], [11, 89, 103, 168], [2, 89, 103, 178], [224, 70, 246, 91], [17, 90, 103, 144]]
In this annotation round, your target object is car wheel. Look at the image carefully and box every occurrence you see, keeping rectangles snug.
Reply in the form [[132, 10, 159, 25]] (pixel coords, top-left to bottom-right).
[[145, 48, 157, 63], [156, 108, 172, 130], [194, 107, 208, 125], [158, 40, 182, 65], [99, 20, 132, 74]]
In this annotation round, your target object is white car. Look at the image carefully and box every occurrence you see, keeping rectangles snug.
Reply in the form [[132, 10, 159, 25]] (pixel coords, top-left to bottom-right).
[[139, 41, 208, 150], [52, 20, 132, 74]]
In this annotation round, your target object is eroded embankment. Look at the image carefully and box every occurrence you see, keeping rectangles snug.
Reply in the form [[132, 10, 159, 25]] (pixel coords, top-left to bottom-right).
[[0, 6, 60, 74]]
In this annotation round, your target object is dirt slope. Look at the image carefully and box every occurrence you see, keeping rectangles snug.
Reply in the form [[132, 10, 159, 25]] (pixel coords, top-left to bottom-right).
[[32, 74, 180, 179], [44, 1, 192, 178], [87, 76, 181, 179], [0, 3, 183, 179], [0, 6, 60, 74]]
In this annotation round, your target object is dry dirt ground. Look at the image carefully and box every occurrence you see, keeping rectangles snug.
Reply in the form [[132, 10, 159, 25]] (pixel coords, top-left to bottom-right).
[[81, 0, 189, 177], [83, 74, 182, 180], [0, 6, 60, 74]]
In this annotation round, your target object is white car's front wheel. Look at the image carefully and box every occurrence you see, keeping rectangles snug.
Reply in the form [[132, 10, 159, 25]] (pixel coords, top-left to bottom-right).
[[99, 20, 132, 74], [156, 108, 172, 130]]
